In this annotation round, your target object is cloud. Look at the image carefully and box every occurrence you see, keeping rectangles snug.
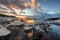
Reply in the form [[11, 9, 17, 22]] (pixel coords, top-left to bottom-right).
[[47, 11, 55, 14], [0, 0, 25, 4]]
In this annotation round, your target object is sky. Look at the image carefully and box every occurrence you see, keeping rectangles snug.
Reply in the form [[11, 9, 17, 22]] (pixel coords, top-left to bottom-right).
[[37, 0, 60, 14], [0, 0, 60, 14]]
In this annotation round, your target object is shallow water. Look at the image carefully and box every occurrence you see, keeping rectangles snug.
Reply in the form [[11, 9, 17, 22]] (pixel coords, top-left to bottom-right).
[[49, 24, 60, 40]]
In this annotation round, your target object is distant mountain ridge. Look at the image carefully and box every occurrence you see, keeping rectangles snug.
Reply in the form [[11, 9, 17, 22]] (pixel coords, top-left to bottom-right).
[[33, 12, 60, 19], [46, 13, 60, 18]]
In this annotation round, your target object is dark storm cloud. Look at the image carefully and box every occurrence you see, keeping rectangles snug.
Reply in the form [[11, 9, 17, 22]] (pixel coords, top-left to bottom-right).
[[0, 0, 8, 4], [0, 0, 26, 8], [0, 0, 26, 5]]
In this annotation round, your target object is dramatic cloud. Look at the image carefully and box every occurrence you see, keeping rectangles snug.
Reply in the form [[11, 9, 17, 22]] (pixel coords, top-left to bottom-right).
[[0, 0, 28, 5]]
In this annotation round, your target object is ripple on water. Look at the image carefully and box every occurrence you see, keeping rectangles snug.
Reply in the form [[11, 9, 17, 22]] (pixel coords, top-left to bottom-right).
[[49, 24, 60, 39]]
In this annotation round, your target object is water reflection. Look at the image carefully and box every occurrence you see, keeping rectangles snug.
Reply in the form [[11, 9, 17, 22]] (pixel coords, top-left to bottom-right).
[[50, 24, 60, 40]]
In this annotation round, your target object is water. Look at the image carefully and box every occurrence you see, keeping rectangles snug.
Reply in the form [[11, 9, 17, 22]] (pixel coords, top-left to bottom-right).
[[49, 24, 60, 40]]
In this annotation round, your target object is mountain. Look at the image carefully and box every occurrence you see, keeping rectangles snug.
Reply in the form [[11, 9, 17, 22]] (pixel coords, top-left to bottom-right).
[[33, 12, 60, 19], [47, 13, 60, 18]]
